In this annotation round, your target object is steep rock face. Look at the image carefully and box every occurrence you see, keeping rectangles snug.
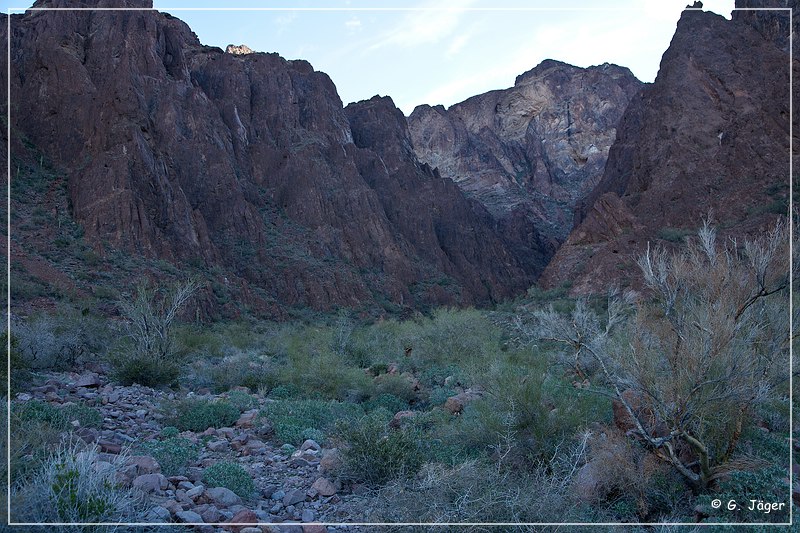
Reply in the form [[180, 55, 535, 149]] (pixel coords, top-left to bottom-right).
[[541, 7, 791, 293], [344, 96, 530, 305], [5, 0, 532, 315], [408, 60, 642, 273]]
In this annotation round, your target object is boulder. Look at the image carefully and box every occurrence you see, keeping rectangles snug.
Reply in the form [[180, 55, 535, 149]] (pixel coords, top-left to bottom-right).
[[207, 486, 242, 507]]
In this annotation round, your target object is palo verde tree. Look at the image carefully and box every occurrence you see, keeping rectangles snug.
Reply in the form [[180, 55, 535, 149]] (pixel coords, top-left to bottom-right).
[[114, 278, 200, 386], [529, 220, 789, 490]]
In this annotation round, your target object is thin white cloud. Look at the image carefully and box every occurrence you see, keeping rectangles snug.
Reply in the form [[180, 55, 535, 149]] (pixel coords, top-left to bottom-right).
[[445, 32, 471, 59], [367, 0, 478, 51], [345, 17, 363, 33]]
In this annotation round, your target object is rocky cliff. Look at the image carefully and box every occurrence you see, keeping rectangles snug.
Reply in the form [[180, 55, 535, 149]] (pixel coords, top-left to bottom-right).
[[407, 60, 642, 273], [5, 0, 533, 316], [540, 5, 792, 293]]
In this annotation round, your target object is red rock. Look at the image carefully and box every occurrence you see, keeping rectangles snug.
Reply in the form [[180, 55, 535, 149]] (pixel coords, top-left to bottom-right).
[[542, 7, 791, 294], [224, 509, 258, 533], [311, 477, 336, 497]]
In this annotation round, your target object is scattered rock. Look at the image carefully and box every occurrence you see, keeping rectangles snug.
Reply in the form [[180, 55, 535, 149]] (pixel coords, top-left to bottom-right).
[[175, 510, 204, 524], [444, 388, 484, 415], [283, 488, 306, 506], [132, 473, 168, 493], [128, 455, 161, 475], [207, 486, 243, 507], [75, 372, 102, 388], [311, 477, 336, 497]]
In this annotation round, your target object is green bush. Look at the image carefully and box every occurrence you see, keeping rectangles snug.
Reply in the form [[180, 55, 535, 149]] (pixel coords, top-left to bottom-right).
[[363, 393, 409, 414], [172, 399, 240, 432], [227, 390, 258, 412], [61, 404, 103, 429], [202, 461, 254, 499], [160, 426, 179, 439], [336, 411, 423, 486], [269, 384, 300, 399], [140, 437, 199, 477], [262, 399, 363, 446], [112, 355, 180, 388], [11, 442, 142, 525]]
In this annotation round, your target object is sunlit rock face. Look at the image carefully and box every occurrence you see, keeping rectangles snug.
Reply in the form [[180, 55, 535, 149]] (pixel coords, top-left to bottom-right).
[[408, 59, 642, 275], [540, 7, 791, 294]]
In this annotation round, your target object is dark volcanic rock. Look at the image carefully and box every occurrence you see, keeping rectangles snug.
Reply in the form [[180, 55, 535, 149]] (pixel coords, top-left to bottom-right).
[[4, 1, 534, 314], [408, 60, 642, 274], [541, 7, 791, 293]]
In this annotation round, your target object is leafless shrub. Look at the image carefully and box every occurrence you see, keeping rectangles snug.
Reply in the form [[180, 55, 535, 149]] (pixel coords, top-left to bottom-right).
[[526, 220, 790, 490]]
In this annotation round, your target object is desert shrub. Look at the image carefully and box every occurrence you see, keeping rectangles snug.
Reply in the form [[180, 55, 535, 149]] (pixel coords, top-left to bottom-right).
[[531, 221, 789, 490], [10, 401, 67, 484], [262, 399, 363, 446], [61, 403, 103, 429], [427, 386, 458, 407], [11, 442, 143, 527], [335, 411, 423, 486], [373, 373, 417, 403], [269, 384, 301, 399], [112, 278, 199, 387], [277, 345, 373, 401], [574, 430, 689, 521], [160, 426, 179, 438], [375, 460, 575, 526], [187, 352, 273, 393], [227, 390, 258, 412], [113, 356, 180, 388], [171, 399, 240, 432], [3, 331, 29, 394], [363, 393, 409, 414], [202, 461, 254, 498], [12, 310, 110, 371], [140, 437, 198, 477], [457, 356, 609, 464]]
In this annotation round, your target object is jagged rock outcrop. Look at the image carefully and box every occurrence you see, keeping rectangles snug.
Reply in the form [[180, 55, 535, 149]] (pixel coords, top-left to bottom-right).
[[540, 6, 791, 293], [4, 0, 533, 315], [408, 60, 642, 273]]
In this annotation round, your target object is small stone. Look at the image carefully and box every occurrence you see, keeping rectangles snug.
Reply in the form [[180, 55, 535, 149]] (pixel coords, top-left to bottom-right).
[[97, 440, 121, 454], [271, 489, 285, 501], [15, 393, 32, 402], [302, 526, 327, 533], [175, 510, 204, 524], [132, 473, 168, 493], [283, 488, 306, 506], [235, 409, 259, 428], [239, 528, 262, 533], [75, 372, 102, 388], [145, 506, 171, 521], [207, 486, 242, 507], [200, 505, 222, 523], [186, 484, 205, 499], [207, 439, 230, 452], [301, 508, 315, 522], [311, 477, 336, 497], [300, 439, 321, 453], [128, 455, 161, 475], [318, 448, 341, 473]]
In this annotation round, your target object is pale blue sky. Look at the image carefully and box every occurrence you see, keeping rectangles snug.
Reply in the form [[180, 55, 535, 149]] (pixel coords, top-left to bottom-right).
[[8, 0, 736, 114]]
